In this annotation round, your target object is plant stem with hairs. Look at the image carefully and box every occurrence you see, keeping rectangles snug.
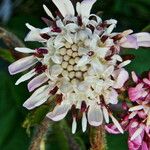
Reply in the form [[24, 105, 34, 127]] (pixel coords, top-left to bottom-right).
[[29, 118, 51, 150], [90, 125, 107, 150]]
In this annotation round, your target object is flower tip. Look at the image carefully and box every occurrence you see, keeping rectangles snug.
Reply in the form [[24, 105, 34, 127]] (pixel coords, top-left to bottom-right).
[[8, 64, 15, 75], [23, 101, 34, 110]]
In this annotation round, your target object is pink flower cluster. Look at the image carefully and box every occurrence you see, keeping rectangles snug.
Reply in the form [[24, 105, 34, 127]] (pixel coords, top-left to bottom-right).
[[106, 72, 150, 150]]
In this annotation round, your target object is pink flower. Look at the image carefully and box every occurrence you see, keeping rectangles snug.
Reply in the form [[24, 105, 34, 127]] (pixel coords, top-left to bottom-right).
[[106, 72, 150, 149]]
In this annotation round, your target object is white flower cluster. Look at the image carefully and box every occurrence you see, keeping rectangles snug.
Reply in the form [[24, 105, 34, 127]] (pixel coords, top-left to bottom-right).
[[8, 0, 134, 133]]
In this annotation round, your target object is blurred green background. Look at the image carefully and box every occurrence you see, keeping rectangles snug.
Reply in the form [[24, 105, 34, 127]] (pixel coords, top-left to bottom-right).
[[0, 0, 149, 150]]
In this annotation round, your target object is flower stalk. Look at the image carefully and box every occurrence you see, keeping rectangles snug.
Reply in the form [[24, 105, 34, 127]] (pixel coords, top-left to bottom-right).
[[29, 118, 51, 150], [90, 125, 107, 150]]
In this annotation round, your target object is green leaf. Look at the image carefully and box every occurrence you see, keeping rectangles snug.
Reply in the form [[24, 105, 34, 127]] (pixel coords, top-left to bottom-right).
[[121, 48, 150, 74], [0, 48, 15, 62], [142, 24, 150, 32], [107, 133, 128, 150], [0, 72, 30, 150], [23, 105, 50, 134]]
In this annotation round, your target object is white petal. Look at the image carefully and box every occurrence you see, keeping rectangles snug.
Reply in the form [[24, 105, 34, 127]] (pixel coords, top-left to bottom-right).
[[15, 69, 36, 85], [80, 0, 96, 18], [25, 23, 46, 42], [60, 81, 73, 93], [65, 23, 79, 32], [72, 117, 77, 134], [64, 33, 73, 44], [96, 47, 109, 58], [51, 55, 63, 64], [104, 24, 116, 34], [88, 105, 103, 126], [77, 55, 90, 67], [15, 47, 35, 53], [78, 81, 90, 92], [26, 23, 36, 30], [82, 112, 87, 132], [129, 105, 143, 111], [8, 56, 37, 75], [110, 114, 124, 133], [46, 103, 71, 121], [103, 66, 114, 78], [52, 0, 74, 17], [131, 126, 143, 141], [76, 2, 81, 16], [23, 85, 50, 110], [118, 60, 131, 68], [50, 65, 63, 77], [63, 0, 75, 16], [43, 5, 55, 20], [52, 0, 67, 17], [28, 73, 49, 92], [102, 106, 109, 123], [91, 58, 104, 74]]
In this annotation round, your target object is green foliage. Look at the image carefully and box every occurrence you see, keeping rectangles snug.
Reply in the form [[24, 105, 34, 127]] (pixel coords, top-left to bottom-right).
[[0, 72, 30, 150], [0, 48, 15, 63], [142, 24, 150, 32], [23, 105, 50, 135], [122, 48, 150, 74]]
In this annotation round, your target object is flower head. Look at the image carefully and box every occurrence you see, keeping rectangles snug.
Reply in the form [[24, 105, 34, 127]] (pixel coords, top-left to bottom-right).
[[8, 0, 150, 133]]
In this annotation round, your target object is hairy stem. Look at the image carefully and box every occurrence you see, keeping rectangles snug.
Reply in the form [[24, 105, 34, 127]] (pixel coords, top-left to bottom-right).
[[90, 125, 107, 150], [29, 118, 51, 150]]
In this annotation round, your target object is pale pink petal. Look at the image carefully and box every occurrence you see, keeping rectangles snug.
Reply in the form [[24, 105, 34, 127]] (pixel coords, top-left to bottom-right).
[[120, 35, 138, 49], [8, 56, 37, 75], [23, 85, 50, 110], [108, 89, 118, 104], [46, 103, 71, 121], [143, 78, 150, 86], [133, 32, 150, 47], [128, 83, 144, 101], [141, 141, 149, 150], [28, 73, 49, 92], [105, 124, 121, 134], [131, 71, 138, 83], [113, 68, 129, 89], [88, 105, 103, 126], [131, 126, 144, 141], [128, 139, 141, 150], [110, 114, 124, 133]]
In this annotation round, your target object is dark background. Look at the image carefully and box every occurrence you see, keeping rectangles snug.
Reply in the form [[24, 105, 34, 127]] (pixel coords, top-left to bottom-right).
[[0, 0, 149, 149]]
